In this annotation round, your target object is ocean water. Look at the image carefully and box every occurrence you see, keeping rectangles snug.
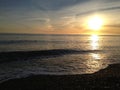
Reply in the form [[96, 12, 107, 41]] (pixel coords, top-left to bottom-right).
[[0, 34, 120, 83]]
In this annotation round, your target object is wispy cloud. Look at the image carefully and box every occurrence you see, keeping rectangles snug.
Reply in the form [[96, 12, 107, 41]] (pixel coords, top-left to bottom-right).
[[104, 25, 120, 28], [76, 6, 120, 16], [31, 0, 90, 11]]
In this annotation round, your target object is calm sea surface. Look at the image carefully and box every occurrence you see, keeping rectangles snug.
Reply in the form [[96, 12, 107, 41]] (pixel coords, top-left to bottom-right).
[[0, 34, 120, 83]]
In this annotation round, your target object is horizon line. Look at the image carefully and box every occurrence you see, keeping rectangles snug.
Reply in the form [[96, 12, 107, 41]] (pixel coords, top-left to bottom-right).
[[0, 32, 119, 36]]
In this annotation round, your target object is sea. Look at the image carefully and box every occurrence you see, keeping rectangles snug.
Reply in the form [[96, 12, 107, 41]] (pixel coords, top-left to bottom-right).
[[0, 34, 120, 83]]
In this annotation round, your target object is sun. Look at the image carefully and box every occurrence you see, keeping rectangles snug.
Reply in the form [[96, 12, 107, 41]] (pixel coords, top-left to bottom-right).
[[88, 16, 103, 30]]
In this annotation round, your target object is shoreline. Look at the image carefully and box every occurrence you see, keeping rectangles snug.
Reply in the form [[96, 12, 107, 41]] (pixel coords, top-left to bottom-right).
[[0, 63, 120, 89]]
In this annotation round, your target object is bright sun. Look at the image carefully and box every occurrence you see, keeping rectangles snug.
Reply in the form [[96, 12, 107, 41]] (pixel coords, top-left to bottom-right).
[[88, 16, 103, 30]]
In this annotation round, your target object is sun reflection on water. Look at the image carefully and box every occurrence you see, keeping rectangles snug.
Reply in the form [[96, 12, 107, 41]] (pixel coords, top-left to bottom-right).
[[85, 35, 103, 73], [91, 53, 101, 60], [85, 54, 103, 73], [90, 35, 99, 50]]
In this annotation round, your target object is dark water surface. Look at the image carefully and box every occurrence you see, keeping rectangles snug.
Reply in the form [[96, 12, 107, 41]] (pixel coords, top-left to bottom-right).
[[0, 34, 120, 83]]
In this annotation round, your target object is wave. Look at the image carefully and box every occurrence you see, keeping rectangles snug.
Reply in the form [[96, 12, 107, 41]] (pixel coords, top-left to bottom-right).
[[0, 40, 49, 45], [0, 40, 87, 45], [0, 49, 101, 63]]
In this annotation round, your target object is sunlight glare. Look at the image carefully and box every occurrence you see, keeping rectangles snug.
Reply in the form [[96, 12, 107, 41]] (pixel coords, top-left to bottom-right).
[[91, 53, 101, 60], [88, 16, 103, 30], [90, 35, 99, 50]]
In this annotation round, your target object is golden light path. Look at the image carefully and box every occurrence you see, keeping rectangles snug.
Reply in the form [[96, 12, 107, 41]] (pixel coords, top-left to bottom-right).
[[90, 35, 99, 50], [90, 35, 101, 60], [85, 35, 102, 73]]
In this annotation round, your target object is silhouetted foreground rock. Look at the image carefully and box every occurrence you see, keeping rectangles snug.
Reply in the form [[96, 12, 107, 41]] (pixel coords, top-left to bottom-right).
[[0, 64, 120, 90]]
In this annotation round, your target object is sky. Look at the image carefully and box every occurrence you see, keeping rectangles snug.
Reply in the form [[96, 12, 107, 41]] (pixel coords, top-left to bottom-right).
[[0, 0, 120, 35]]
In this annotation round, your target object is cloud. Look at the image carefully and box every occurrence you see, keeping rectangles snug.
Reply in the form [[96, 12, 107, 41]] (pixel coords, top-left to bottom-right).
[[105, 0, 120, 2], [26, 18, 49, 23], [31, 0, 90, 11], [0, 0, 90, 11], [76, 6, 120, 16], [104, 25, 120, 28]]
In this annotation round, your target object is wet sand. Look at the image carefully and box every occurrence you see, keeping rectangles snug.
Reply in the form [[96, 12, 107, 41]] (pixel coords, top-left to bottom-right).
[[0, 63, 120, 90]]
